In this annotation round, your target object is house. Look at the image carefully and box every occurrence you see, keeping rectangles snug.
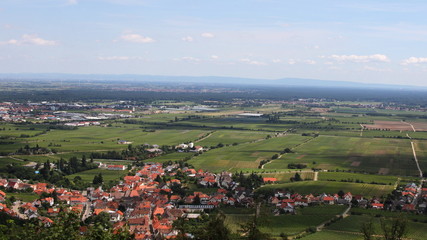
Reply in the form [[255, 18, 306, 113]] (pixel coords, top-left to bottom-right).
[[371, 203, 384, 209], [107, 165, 127, 171], [322, 196, 335, 205], [263, 177, 277, 183], [118, 140, 133, 145]]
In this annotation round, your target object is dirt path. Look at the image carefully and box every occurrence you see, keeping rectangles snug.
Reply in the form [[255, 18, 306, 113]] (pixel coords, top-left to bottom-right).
[[359, 124, 364, 137], [407, 134, 423, 178], [316, 205, 351, 232], [194, 131, 215, 143], [313, 171, 318, 181], [411, 141, 423, 178], [402, 121, 416, 132]]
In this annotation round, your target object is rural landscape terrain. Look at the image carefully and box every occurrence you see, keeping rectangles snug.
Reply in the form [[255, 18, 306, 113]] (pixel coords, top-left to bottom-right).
[[0, 78, 427, 239]]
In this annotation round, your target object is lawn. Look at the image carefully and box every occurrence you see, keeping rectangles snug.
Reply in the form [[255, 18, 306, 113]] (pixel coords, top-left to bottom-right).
[[188, 135, 311, 172], [257, 181, 394, 198], [7, 192, 39, 202]]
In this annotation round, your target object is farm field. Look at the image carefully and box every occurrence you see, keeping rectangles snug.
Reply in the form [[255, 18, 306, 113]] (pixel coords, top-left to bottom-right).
[[66, 168, 128, 183], [318, 172, 398, 185], [279, 135, 418, 176], [196, 130, 270, 147], [257, 181, 395, 198], [326, 214, 427, 240], [1, 125, 210, 154], [223, 205, 347, 238], [260, 171, 315, 182], [300, 230, 363, 240], [188, 135, 311, 172], [149, 152, 195, 163], [413, 140, 427, 171], [362, 120, 414, 131]]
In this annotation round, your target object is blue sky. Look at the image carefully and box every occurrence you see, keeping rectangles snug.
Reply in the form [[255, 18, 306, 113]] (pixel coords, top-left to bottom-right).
[[1, 0, 427, 86]]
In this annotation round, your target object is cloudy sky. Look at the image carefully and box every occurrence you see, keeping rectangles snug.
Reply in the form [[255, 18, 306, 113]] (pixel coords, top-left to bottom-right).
[[1, 0, 427, 86]]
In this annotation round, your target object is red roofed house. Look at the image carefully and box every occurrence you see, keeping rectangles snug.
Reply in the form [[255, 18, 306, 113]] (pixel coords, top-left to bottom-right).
[[263, 177, 277, 183]]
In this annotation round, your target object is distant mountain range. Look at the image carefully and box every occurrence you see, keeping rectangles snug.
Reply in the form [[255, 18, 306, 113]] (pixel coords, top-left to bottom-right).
[[1, 73, 425, 91]]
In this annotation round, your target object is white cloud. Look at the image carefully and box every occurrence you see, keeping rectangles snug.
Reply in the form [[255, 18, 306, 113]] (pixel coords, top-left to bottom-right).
[[287, 59, 296, 65], [364, 66, 391, 72], [67, 0, 78, 5], [181, 36, 194, 42], [272, 59, 281, 63], [240, 58, 266, 66], [120, 34, 154, 43], [98, 56, 144, 61], [0, 34, 57, 46], [401, 57, 427, 65], [210, 55, 219, 60], [304, 60, 316, 65], [201, 32, 215, 38], [173, 57, 201, 63], [329, 54, 390, 63]]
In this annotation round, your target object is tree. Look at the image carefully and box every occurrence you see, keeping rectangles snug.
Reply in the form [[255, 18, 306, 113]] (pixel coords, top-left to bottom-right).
[[361, 219, 375, 240], [81, 155, 87, 168], [92, 173, 103, 185], [380, 217, 407, 240]]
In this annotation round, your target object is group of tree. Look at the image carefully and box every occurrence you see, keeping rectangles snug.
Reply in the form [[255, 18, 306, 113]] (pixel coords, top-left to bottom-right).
[[233, 172, 264, 190], [0, 211, 133, 240], [173, 211, 273, 240], [361, 217, 408, 240], [15, 144, 52, 155], [89, 144, 174, 160]]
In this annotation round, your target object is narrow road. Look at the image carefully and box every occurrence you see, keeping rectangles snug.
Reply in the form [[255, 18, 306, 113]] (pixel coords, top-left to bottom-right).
[[313, 171, 318, 181], [359, 124, 364, 137], [408, 134, 423, 178], [402, 121, 416, 132]]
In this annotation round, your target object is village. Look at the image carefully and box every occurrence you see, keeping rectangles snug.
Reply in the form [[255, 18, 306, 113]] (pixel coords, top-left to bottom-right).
[[1, 160, 426, 239]]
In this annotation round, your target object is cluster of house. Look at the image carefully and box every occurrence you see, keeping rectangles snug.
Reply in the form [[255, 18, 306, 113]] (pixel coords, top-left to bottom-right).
[[175, 143, 204, 153], [0, 101, 136, 123], [64, 121, 101, 127], [0, 164, 256, 239], [267, 182, 427, 215]]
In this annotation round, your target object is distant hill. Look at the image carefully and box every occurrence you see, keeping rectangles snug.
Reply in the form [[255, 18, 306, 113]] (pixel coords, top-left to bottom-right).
[[0, 73, 425, 90]]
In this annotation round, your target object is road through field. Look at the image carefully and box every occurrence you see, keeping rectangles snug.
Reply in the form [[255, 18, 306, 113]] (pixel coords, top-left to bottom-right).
[[402, 120, 416, 132], [407, 134, 423, 178]]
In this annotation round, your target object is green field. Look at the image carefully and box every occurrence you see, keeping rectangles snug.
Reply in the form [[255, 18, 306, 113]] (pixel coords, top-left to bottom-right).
[[7, 192, 39, 202], [188, 135, 310, 172], [300, 230, 363, 240], [326, 214, 427, 240], [223, 205, 347, 237], [278, 136, 418, 176], [149, 152, 195, 163], [196, 130, 269, 147], [258, 181, 394, 198], [318, 172, 398, 185], [260, 171, 315, 182], [1, 125, 210, 154]]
